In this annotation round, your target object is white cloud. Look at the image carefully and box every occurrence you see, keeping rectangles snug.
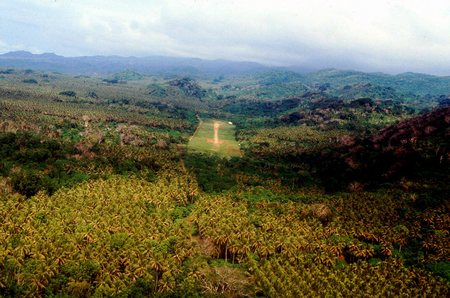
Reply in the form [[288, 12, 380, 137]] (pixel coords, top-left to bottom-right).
[[0, 39, 8, 52], [1, 0, 450, 74]]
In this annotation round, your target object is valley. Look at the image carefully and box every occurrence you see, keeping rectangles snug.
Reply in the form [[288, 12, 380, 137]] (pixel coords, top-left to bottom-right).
[[0, 60, 448, 297]]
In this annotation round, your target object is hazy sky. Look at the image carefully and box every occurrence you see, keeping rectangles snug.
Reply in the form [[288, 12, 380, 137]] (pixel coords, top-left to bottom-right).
[[1, 0, 450, 74]]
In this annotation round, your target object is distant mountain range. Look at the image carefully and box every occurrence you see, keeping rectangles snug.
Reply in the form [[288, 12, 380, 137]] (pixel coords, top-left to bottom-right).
[[1, 51, 449, 96], [0, 51, 270, 76]]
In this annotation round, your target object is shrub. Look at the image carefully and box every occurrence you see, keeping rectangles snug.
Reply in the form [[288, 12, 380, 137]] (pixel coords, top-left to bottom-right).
[[23, 79, 38, 84], [59, 90, 77, 97]]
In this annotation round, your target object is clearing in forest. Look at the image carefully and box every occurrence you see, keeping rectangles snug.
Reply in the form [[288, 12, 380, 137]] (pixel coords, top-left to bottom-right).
[[188, 119, 241, 157]]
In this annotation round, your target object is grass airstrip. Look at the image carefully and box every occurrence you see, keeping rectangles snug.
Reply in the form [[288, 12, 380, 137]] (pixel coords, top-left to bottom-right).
[[188, 119, 241, 158]]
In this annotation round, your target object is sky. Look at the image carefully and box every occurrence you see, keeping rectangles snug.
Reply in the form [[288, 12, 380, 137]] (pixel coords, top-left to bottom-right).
[[1, 0, 450, 75]]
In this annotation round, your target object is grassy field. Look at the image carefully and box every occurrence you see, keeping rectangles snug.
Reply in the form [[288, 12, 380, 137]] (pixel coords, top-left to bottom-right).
[[188, 118, 241, 157]]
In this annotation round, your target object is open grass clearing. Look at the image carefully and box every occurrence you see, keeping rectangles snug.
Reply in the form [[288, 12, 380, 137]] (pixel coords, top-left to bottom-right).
[[188, 118, 241, 158]]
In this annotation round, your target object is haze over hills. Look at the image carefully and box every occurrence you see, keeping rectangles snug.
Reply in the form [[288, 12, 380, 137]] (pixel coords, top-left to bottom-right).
[[0, 51, 270, 76], [2, 51, 450, 97]]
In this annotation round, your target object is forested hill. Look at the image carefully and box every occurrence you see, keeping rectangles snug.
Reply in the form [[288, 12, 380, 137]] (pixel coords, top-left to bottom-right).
[[1, 51, 450, 97], [300, 68, 450, 96]]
